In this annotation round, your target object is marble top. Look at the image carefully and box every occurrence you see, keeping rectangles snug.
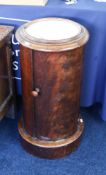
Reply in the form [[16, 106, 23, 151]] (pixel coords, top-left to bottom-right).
[[26, 19, 81, 41], [0, 25, 14, 41]]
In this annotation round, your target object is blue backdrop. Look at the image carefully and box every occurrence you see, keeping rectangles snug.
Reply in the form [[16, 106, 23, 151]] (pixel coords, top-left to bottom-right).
[[0, 0, 106, 120]]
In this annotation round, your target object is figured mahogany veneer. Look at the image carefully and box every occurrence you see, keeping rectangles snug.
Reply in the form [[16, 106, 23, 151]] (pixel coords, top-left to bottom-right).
[[16, 18, 89, 159], [18, 46, 84, 158], [19, 117, 84, 159]]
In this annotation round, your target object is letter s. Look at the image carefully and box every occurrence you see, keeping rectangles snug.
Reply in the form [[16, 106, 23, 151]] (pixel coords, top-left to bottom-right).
[[13, 61, 18, 71]]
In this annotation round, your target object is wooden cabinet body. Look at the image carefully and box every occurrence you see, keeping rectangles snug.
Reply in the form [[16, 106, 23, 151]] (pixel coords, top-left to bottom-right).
[[0, 26, 14, 120], [19, 46, 84, 159], [16, 18, 89, 159]]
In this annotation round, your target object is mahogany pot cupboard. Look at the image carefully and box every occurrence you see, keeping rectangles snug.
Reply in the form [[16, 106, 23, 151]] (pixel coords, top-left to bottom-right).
[[16, 18, 89, 159]]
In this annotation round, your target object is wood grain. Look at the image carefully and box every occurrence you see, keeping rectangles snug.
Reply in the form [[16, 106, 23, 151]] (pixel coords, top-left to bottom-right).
[[19, 45, 85, 158]]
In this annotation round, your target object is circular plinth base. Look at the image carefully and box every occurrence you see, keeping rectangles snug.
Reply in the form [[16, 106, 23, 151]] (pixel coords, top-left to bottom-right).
[[18, 118, 84, 159]]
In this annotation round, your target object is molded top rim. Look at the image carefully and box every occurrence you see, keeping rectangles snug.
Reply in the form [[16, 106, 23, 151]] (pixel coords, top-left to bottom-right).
[[16, 17, 89, 52]]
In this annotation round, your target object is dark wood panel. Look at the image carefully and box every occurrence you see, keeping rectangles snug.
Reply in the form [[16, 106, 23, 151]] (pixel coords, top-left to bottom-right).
[[19, 43, 85, 158], [20, 45, 35, 136], [33, 47, 84, 140], [0, 26, 15, 120], [0, 45, 10, 105]]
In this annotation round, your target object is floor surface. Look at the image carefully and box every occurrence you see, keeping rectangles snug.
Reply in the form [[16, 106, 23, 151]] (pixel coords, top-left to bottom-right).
[[0, 105, 106, 175]]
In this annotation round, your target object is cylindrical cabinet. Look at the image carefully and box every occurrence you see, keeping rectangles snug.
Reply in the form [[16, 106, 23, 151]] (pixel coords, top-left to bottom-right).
[[16, 18, 89, 159]]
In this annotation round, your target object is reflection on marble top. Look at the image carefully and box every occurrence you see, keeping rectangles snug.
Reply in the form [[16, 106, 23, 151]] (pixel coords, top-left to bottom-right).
[[0, 25, 14, 41]]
